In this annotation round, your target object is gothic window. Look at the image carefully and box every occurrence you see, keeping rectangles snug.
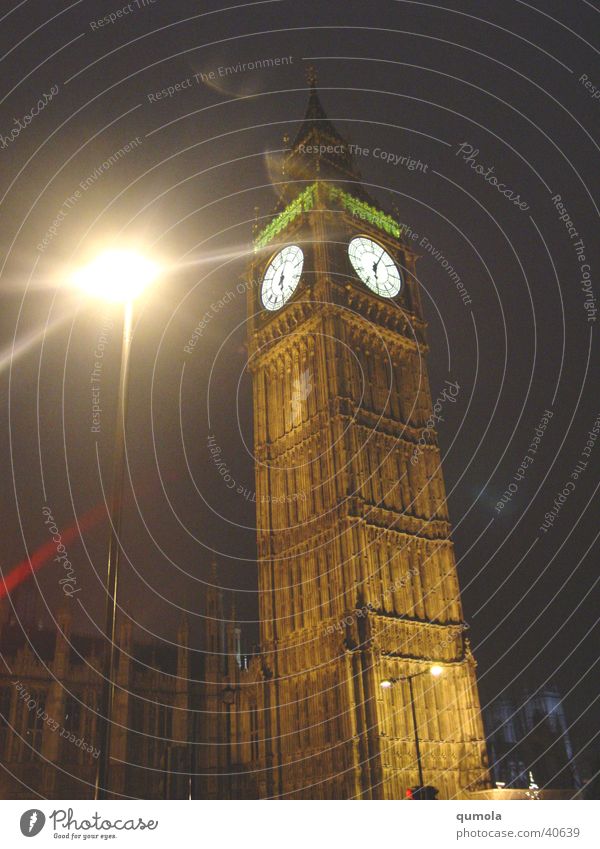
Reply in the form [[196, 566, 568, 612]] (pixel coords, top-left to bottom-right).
[[381, 448, 393, 509], [360, 350, 373, 410], [63, 693, 81, 733], [146, 702, 172, 768], [420, 452, 434, 518], [61, 693, 83, 762], [0, 686, 11, 756], [82, 690, 97, 752], [378, 356, 391, 416], [369, 444, 382, 504], [294, 683, 302, 748], [296, 563, 304, 629], [23, 690, 45, 761], [127, 697, 144, 762], [386, 359, 401, 420], [307, 452, 317, 513], [250, 706, 259, 759]]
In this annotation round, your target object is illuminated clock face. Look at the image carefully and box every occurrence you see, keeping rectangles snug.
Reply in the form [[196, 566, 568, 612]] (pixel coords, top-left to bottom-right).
[[261, 245, 304, 310], [348, 236, 402, 297]]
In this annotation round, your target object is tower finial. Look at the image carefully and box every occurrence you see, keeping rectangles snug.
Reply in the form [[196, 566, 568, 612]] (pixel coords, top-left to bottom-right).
[[306, 64, 317, 89]]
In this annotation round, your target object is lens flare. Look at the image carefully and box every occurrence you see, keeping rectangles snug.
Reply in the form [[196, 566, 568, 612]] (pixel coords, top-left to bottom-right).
[[72, 250, 159, 303]]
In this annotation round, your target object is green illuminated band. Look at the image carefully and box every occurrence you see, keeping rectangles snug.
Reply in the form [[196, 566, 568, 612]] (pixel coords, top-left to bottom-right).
[[329, 187, 402, 239], [254, 183, 402, 249], [254, 185, 317, 249]]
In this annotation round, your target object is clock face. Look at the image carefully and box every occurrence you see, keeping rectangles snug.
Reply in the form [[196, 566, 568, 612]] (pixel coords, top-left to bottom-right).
[[348, 236, 402, 297], [261, 245, 304, 310]]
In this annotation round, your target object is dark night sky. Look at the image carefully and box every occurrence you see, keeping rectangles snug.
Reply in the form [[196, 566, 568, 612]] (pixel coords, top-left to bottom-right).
[[1, 0, 599, 775]]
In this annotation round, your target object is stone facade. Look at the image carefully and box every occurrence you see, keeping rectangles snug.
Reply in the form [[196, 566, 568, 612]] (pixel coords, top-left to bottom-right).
[[200, 78, 490, 800]]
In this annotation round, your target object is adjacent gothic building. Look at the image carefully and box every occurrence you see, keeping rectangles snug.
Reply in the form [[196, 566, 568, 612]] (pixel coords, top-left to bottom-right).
[[485, 684, 581, 791]]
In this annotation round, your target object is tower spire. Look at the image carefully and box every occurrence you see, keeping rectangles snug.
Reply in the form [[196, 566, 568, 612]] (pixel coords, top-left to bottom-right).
[[277, 67, 363, 200], [306, 64, 317, 89]]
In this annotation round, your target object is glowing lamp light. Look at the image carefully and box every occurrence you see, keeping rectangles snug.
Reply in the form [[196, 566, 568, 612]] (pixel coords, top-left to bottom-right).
[[72, 249, 159, 303], [380, 679, 393, 689], [430, 665, 443, 677]]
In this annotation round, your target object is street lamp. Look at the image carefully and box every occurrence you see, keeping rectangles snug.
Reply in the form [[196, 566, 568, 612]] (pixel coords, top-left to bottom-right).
[[222, 686, 237, 798], [73, 249, 159, 800], [380, 665, 444, 795], [72, 249, 159, 303]]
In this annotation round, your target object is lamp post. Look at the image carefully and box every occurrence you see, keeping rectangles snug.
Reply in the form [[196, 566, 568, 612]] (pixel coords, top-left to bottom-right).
[[73, 249, 159, 800], [380, 664, 443, 794], [222, 685, 236, 798]]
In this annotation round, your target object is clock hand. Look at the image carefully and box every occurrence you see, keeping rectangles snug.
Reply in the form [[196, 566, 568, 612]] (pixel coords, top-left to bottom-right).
[[372, 249, 385, 278]]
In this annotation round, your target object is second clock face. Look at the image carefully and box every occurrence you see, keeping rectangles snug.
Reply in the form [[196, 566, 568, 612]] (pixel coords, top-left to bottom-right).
[[261, 245, 304, 310], [348, 236, 402, 297]]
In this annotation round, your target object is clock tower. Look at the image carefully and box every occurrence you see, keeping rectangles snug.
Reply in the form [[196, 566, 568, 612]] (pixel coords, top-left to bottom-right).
[[244, 72, 489, 799]]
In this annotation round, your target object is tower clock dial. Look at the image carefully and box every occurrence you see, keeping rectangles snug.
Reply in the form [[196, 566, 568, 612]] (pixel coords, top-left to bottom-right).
[[261, 245, 304, 310], [348, 236, 402, 298]]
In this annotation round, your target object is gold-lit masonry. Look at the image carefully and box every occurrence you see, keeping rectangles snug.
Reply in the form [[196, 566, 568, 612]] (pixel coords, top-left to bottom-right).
[[200, 76, 490, 800]]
